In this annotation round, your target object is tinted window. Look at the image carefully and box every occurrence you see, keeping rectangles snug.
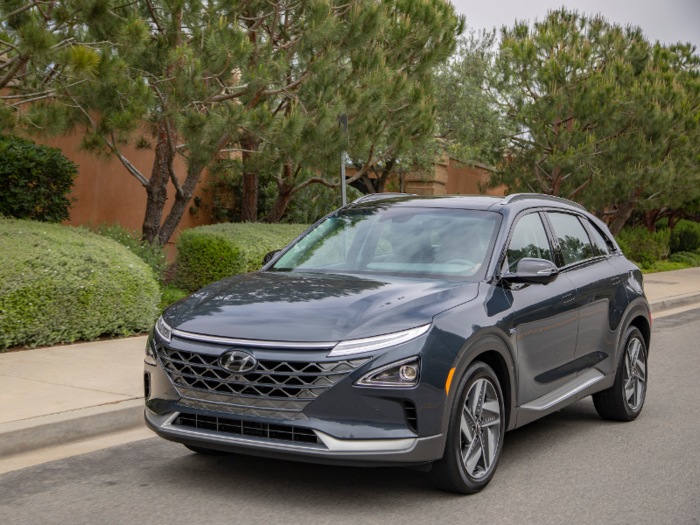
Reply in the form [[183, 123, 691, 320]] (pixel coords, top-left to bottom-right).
[[586, 220, 612, 256], [272, 207, 501, 281], [506, 213, 553, 272], [548, 213, 594, 266]]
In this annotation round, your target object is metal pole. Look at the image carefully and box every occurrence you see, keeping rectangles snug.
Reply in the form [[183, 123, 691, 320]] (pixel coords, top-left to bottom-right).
[[338, 114, 348, 207], [341, 152, 346, 206]]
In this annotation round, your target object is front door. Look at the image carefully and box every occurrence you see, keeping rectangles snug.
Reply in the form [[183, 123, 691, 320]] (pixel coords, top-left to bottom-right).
[[503, 212, 579, 406]]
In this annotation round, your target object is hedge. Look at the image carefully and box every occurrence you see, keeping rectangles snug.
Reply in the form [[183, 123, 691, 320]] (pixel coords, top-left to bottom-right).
[[0, 219, 160, 349], [174, 222, 309, 292], [670, 221, 700, 254], [616, 227, 671, 268], [0, 135, 78, 223]]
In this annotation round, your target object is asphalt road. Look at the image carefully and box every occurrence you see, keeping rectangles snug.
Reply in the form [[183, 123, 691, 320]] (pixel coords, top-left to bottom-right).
[[2, 309, 700, 525]]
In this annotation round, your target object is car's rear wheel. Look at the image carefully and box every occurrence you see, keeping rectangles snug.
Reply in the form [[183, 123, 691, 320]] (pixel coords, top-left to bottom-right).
[[429, 361, 505, 494], [593, 326, 647, 421], [184, 444, 231, 456]]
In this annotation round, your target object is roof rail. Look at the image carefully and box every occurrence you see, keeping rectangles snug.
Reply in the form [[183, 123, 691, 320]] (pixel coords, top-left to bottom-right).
[[500, 193, 586, 211], [351, 192, 415, 204]]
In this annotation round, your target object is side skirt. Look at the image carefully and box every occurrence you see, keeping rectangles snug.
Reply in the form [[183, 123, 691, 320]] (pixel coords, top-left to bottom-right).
[[514, 368, 614, 428]]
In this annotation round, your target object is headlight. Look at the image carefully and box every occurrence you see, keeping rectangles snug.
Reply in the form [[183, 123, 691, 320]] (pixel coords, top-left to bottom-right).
[[145, 340, 157, 366], [328, 324, 431, 357], [355, 357, 420, 388], [155, 315, 172, 343]]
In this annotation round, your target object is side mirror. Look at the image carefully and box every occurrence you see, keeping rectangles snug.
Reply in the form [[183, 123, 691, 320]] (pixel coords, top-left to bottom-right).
[[262, 249, 281, 266], [502, 258, 559, 285]]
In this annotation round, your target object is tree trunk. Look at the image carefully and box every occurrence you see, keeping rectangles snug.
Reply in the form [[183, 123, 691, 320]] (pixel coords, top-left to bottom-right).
[[142, 121, 171, 244], [262, 183, 294, 223], [157, 162, 204, 245], [643, 210, 660, 234], [608, 188, 642, 236], [240, 134, 258, 222]]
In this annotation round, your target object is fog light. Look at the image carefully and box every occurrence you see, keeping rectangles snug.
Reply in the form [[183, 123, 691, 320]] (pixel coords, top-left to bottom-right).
[[400, 365, 418, 381], [355, 357, 420, 388]]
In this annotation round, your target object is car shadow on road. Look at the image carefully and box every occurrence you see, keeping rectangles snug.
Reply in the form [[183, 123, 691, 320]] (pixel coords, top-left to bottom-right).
[[144, 397, 612, 505]]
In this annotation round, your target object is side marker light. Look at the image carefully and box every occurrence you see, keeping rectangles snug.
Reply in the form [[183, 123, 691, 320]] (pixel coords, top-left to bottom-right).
[[445, 367, 456, 395]]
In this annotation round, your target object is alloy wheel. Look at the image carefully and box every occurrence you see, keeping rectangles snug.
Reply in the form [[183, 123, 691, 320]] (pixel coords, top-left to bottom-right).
[[623, 337, 646, 411], [460, 378, 502, 479]]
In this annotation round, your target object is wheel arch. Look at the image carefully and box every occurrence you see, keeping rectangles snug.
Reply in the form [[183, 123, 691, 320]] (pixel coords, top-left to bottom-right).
[[441, 331, 518, 437], [628, 313, 651, 353]]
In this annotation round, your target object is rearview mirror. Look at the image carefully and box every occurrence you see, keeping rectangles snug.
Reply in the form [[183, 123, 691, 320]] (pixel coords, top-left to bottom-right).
[[262, 249, 281, 266], [502, 258, 559, 285]]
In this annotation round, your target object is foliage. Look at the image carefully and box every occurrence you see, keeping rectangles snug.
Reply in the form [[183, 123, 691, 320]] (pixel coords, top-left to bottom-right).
[[89, 222, 169, 284], [0, 135, 77, 222], [282, 173, 362, 225], [206, 161, 361, 224], [616, 227, 670, 268], [487, 9, 700, 235], [0, 219, 160, 349], [159, 284, 189, 313], [432, 30, 512, 166], [174, 223, 308, 292], [0, 0, 134, 131], [669, 251, 700, 267], [669, 221, 700, 254], [639, 260, 695, 274]]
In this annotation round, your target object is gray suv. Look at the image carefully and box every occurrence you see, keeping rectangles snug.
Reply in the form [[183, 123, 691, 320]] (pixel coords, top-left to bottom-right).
[[144, 194, 649, 493]]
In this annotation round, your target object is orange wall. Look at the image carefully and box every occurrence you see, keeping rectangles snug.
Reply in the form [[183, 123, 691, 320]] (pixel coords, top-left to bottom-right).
[[445, 159, 504, 196], [40, 134, 212, 260]]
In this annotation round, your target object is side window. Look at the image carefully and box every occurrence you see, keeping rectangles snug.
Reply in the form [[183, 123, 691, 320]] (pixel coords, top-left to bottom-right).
[[585, 220, 613, 256], [547, 212, 594, 266], [506, 213, 553, 272]]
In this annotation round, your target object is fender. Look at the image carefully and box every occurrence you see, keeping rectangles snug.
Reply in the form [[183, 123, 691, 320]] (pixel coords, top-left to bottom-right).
[[612, 297, 651, 366], [440, 329, 518, 439]]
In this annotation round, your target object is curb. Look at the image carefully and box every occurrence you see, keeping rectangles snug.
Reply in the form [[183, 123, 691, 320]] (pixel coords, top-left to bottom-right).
[[0, 398, 145, 458], [649, 291, 700, 314]]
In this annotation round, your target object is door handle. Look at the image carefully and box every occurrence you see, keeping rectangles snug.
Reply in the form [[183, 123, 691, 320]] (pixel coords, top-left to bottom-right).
[[561, 292, 576, 303]]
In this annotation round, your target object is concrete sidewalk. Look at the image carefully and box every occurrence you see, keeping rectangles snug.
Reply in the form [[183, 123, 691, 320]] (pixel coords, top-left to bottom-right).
[[2, 267, 700, 460]]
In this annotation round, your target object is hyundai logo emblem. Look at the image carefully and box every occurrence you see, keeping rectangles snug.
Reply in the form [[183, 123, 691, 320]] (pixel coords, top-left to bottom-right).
[[219, 350, 258, 374]]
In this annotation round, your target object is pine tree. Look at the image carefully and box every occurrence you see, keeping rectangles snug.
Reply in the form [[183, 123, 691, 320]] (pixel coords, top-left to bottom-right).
[[487, 9, 700, 234]]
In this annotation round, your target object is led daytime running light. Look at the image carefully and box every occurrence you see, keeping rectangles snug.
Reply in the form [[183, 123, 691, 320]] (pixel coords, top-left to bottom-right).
[[155, 316, 172, 343], [328, 324, 431, 357]]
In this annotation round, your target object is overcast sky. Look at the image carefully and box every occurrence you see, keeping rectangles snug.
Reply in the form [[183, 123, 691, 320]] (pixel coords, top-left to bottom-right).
[[451, 0, 700, 48]]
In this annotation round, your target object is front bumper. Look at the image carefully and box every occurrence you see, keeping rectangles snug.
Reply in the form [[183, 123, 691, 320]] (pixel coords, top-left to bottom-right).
[[145, 408, 444, 467], [143, 327, 457, 466]]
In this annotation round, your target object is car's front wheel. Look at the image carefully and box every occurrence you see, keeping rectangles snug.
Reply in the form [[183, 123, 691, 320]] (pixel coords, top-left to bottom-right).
[[429, 361, 505, 494]]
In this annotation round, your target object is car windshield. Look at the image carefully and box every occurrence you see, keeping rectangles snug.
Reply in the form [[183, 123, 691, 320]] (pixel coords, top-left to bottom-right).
[[271, 207, 502, 280]]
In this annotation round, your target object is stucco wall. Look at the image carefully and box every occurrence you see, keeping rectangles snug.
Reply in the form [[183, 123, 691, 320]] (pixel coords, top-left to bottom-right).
[[40, 134, 212, 260]]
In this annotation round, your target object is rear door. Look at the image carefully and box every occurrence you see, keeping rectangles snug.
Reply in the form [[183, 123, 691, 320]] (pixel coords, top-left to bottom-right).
[[504, 212, 579, 406], [545, 212, 624, 377]]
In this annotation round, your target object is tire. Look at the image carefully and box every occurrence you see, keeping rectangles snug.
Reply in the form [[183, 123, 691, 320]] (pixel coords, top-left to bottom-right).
[[593, 326, 648, 421], [184, 444, 231, 456], [429, 361, 505, 494]]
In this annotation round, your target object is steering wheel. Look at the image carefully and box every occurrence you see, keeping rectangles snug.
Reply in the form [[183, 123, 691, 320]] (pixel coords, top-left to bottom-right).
[[445, 259, 477, 271]]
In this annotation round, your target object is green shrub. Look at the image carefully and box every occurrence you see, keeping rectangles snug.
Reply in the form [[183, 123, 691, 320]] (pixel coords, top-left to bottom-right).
[[174, 223, 308, 292], [669, 251, 700, 267], [616, 227, 670, 268], [669, 220, 700, 254], [0, 219, 160, 349], [159, 284, 190, 312], [0, 135, 78, 222], [89, 222, 169, 284]]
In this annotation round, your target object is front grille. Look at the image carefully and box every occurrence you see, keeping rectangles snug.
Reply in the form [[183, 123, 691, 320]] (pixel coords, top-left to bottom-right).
[[156, 345, 370, 420], [173, 412, 323, 446]]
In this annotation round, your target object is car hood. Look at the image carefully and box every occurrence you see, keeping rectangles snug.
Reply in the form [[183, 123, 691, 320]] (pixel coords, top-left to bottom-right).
[[164, 271, 479, 342]]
